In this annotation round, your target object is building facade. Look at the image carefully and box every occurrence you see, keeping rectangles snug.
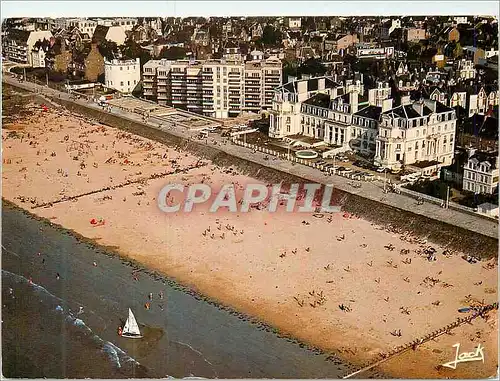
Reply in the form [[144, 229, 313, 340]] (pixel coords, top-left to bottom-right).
[[463, 150, 499, 194], [68, 18, 98, 37], [375, 99, 457, 169], [142, 57, 282, 118], [105, 58, 141, 93], [268, 76, 344, 138], [405, 28, 426, 42], [457, 59, 476, 80], [96, 18, 138, 32]]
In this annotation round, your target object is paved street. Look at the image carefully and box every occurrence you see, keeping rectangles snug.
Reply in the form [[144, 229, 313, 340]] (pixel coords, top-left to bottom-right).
[[3, 75, 498, 240]]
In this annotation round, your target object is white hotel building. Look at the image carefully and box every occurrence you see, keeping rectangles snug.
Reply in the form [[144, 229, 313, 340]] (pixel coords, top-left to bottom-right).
[[269, 76, 458, 170], [142, 56, 282, 118], [105, 58, 141, 94], [375, 99, 457, 168]]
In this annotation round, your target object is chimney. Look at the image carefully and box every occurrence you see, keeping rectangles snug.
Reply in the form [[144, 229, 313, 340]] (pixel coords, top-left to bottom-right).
[[349, 91, 359, 113], [401, 95, 411, 105], [412, 100, 424, 116], [382, 98, 393, 113], [467, 147, 477, 159], [297, 80, 307, 94], [318, 77, 325, 91]]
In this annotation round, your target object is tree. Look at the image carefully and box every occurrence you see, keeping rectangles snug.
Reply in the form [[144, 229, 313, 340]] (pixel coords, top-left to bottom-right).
[[453, 42, 462, 58], [282, 59, 299, 82], [121, 39, 151, 68], [159, 46, 187, 60], [98, 40, 119, 61], [260, 25, 282, 47], [297, 58, 327, 77]]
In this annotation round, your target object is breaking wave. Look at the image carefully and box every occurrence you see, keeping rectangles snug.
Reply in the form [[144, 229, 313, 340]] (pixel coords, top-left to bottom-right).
[[2, 270, 142, 375]]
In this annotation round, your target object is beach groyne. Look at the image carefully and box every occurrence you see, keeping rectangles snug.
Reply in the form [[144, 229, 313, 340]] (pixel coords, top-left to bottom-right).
[[29, 94, 496, 259]]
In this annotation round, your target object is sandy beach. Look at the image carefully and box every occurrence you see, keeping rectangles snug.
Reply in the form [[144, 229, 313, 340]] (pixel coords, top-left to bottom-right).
[[2, 98, 498, 378]]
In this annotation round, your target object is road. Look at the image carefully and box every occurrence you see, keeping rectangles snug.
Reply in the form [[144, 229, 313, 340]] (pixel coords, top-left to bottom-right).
[[2, 75, 498, 240]]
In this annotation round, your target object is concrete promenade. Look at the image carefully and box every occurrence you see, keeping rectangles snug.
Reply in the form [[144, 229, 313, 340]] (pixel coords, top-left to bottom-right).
[[3, 76, 498, 241]]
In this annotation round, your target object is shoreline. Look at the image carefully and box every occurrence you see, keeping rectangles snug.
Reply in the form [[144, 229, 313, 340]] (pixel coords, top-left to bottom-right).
[[1, 199, 363, 377], [3, 202, 362, 379], [4, 196, 498, 379], [2, 89, 497, 379]]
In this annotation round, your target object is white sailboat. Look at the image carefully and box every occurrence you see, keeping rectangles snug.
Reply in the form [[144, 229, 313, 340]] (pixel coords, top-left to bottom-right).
[[120, 308, 143, 339]]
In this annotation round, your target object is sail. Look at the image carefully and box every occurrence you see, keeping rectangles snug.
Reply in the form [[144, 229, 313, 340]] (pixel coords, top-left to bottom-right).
[[123, 308, 141, 336]]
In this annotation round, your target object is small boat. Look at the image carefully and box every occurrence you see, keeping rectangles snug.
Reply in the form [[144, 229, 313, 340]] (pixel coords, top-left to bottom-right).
[[120, 308, 143, 339]]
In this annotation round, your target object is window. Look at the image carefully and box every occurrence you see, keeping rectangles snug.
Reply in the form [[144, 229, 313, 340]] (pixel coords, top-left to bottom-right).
[[127, 81, 130, 85], [120, 67, 123, 71], [416, 130, 419, 137], [120, 81, 124, 86]]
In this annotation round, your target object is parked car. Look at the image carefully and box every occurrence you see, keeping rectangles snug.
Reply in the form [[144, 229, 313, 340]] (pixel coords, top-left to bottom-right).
[[376, 167, 387, 173], [406, 174, 420, 182]]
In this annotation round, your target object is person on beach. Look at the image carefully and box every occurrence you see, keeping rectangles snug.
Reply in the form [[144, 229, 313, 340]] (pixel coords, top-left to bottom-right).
[[145, 302, 151, 310], [56, 273, 60, 280], [159, 291, 164, 300], [148, 292, 153, 301]]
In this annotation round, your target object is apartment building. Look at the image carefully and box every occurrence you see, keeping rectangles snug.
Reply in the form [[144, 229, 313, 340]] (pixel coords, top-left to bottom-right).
[[375, 99, 457, 169], [105, 58, 141, 93], [2, 29, 53, 66], [463, 149, 499, 194], [244, 57, 282, 113], [268, 76, 344, 138], [142, 57, 282, 118]]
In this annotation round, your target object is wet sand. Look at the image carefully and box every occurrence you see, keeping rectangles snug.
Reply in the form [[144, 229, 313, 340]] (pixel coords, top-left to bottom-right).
[[2, 101, 498, 378]]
